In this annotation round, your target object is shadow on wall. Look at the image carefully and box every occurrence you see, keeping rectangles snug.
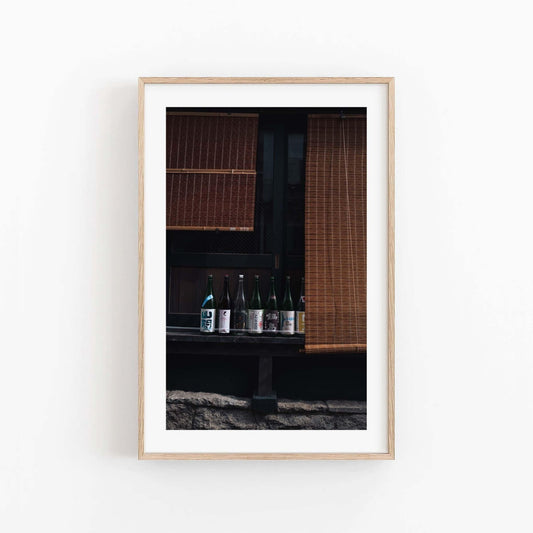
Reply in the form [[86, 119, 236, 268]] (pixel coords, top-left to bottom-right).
[[84, 82, 139, 458]]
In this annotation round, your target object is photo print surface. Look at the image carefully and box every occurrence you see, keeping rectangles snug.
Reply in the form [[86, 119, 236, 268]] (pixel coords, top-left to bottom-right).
[[165, 108, 367, 430]]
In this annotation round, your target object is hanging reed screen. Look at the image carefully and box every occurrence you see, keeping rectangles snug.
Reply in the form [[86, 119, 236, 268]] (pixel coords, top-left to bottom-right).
[[305, 115, 367, 353], [166, 112, 259, 231]]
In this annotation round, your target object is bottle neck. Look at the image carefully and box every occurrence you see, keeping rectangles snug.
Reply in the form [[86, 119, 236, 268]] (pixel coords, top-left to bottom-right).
[[283, 279, 292, 305], [202, 277, 215, 308], [250, 277, 262, 308], [269, 279, 276, 299], [284, 280, 291, 297], [237, 278, 245, 299]]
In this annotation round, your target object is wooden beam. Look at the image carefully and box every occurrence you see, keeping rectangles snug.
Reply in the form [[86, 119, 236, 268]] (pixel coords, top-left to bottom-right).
[[304, 344, 367, 353], [166, 168, 256, 175], [166, 226, 254, 232], [141, 76, 394, 85], [166, 111, 259, 117], [308, 113, 366, 119]]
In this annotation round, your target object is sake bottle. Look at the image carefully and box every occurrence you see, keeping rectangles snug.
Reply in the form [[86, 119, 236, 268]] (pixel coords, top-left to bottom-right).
[[280, 275, 295, 336], [264, 276, 279, 334], [218, 274, 232, 335], [232, 274, 247, 335], [248, 275, 264, 335], [200, 274, 216, 334]]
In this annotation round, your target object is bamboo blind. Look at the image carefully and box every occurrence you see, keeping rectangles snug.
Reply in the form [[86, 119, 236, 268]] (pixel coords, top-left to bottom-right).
[[166, 113, 259, 230], [305, 116, 367, 353]]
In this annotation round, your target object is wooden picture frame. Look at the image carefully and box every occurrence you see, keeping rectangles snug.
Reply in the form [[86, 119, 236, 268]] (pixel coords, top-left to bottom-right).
[[139, 77, 395, 459]]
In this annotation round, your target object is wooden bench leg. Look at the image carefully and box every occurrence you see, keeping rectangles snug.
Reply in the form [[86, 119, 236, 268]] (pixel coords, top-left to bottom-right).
[[252, 355, 278, 413]]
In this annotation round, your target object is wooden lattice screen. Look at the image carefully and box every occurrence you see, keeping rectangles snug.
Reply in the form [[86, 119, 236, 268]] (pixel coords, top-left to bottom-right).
[[166, 112, 259, 231], [305, 115, 367, 353]]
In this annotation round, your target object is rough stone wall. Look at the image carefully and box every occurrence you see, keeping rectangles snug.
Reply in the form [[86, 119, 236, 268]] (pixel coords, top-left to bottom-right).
[[167, 390, 367, 430]]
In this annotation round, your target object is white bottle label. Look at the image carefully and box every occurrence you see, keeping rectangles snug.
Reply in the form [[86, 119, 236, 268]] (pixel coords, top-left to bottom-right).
[[248, 309, 264, 333], [280, 310, 295, 334], [218, 309, 231, 333], [200, 308, 216, 332], [296, 311, 305, 334]]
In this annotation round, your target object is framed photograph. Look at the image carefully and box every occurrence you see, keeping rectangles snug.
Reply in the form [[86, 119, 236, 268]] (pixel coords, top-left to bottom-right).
[[138, 77, 395, 459]]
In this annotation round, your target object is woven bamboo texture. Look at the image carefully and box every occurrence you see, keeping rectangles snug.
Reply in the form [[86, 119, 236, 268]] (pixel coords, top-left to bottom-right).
[[166, 113, 259, 230], [305, 116, 367, 352], [166, 172, 256, 230]]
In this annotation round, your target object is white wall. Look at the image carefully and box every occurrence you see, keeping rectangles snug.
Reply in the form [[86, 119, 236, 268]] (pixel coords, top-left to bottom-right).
[[1, 1, 532, 531]]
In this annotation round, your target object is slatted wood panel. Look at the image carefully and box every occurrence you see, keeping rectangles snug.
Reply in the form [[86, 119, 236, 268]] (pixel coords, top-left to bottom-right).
[[305, 116, 367, 353], [166, 113, 259, 231], [166, 172, 256, 230]]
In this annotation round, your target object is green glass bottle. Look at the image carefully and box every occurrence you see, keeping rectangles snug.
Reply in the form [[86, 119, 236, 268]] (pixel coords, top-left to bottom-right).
[[248, 275, 264, 335], [264, 276, 279, 334], [218, 274, 232, 335], [232, 274, 247, 335], [200, 274, 216, 334], [280, 275, 295, 336]]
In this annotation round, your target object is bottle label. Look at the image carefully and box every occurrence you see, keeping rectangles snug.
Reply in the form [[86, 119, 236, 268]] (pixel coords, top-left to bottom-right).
[[218, 309, 231, 334], [264, 310, 279, 332], [233, 310, 247, 332], [200, 308, 215, 333], [280, 311, 295, 334], [296, 311, 305, 334], [248, 309, 264, 333]]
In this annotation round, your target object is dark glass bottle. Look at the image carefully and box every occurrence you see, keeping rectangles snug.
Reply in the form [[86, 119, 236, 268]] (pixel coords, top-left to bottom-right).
[[248, 275, 264, 335], [280, 275, 295, 336], [296, 276, 305, 335], [218, 275, 232, 335], [232, 274, 247, 335], [264, 276, 279, 334], [200, 274, 216, 334]]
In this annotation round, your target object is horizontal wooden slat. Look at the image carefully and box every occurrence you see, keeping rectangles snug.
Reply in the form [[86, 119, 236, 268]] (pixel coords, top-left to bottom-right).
[[167, 226, 254, 231], [167, 252, 273, 268], [307, 114, 366, 119], [167, 112, 259, 117], [143, 76, 394, 84], [166, 168, 256, 175], [305, 343, 367, 354]]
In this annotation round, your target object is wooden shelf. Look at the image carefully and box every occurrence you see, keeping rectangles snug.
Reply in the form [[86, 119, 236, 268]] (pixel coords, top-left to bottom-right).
[[166, 328, 365, 357], [167, 328, 303, 345]]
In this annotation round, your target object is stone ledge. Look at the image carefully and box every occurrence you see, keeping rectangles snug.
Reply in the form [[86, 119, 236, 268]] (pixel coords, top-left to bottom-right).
[[167, 390, 366, 430], [167, 390, 251, 410], [278, 399, 328, 413], [326, 400, 367, 414]]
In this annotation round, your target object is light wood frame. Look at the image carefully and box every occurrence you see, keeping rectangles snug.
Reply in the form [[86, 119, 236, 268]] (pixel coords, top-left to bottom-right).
[[138, 77, 395, 460]]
